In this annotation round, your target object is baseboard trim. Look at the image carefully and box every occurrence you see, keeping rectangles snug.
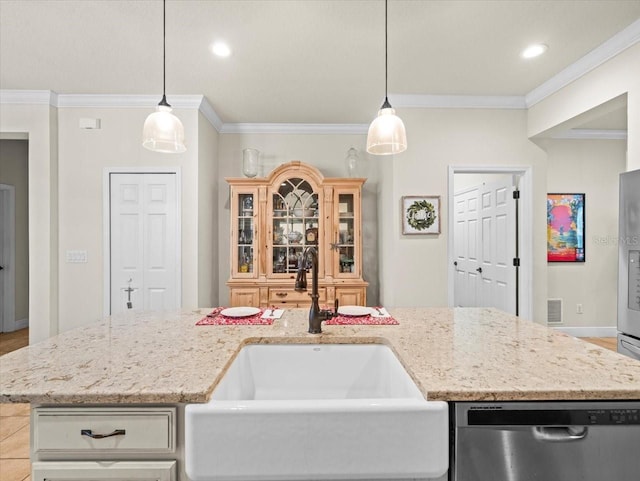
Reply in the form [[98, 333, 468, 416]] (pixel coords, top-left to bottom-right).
[[553, 326, 617, 337], [14, 318, 29, 330]]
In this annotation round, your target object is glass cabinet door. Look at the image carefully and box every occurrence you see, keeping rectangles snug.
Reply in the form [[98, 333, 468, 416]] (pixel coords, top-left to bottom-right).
[[270, 177, 319, 276], [233, 190, 257, 277], [334, 191, 359, 277]]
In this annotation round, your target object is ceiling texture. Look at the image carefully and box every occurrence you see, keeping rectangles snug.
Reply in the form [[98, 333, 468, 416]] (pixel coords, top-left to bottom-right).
[[1, 0, 639, 125]]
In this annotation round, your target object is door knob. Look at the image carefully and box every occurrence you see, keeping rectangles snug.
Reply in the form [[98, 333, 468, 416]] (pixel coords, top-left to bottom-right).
[[453, 261, 458, 266], [476, 267, 482, 273], [0, 265, 3, 270]]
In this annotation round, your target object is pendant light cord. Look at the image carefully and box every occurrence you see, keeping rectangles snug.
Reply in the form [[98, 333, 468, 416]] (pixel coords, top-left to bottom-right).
[[163, 0, 166, 97], [381, 0, 391, 109], [385, 0, 388, 100], [159, 0, 170, 107]]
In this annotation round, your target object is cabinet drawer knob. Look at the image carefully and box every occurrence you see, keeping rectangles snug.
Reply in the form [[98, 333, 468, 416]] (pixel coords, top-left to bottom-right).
[[275, 292, 288, 298], [81, 429, 126, 439]]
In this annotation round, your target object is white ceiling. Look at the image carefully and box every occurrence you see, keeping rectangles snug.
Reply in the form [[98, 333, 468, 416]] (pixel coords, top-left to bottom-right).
[[1, 0, 639, 124]]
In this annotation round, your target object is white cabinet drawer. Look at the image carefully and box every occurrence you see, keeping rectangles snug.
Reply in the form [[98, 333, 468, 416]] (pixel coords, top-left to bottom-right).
[[32, 460, 176, 480], [33, 407, 176, 454]]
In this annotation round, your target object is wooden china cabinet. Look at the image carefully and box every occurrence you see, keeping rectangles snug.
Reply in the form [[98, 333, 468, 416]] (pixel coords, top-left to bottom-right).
[[226, 161, 368, 308]]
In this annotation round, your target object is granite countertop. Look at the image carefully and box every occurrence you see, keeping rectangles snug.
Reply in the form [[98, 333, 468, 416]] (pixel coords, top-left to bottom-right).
[[1, 307, 639, 404]]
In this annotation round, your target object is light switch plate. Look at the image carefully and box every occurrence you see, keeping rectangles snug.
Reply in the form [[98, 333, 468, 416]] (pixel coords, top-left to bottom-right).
[[79, 118, 101, 129], [66, 250, 88, 263]]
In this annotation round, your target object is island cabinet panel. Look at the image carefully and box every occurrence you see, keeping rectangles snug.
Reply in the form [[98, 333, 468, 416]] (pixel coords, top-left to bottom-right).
[[32, 460, 176, 481], [227, 161, 368, 307], [31, 407, 178, 479], [33, 407, 176, 455]]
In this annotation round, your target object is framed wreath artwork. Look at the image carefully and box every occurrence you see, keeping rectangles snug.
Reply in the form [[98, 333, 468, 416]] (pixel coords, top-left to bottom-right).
[[402, 196, 440, 235]]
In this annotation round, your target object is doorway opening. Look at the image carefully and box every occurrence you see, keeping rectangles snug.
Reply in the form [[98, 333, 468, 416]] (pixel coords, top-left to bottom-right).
[[0, 139, 29, 333], [447, 166, 533, 320]]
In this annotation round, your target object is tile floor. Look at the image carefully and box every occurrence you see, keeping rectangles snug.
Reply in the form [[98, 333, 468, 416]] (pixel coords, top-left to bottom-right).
[[0, 329, 620, 481], [0, 403, 30, 481]]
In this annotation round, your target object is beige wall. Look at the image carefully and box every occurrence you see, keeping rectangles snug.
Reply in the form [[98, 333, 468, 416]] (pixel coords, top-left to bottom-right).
[[216, 110, 548, 322], [546, 139, 626, 327], [197, 112, 219, 308], [0, 139, 29, 323], [56, 106, 203, 332], [380, 108, 548, 321], [216, 134, 380, 307]]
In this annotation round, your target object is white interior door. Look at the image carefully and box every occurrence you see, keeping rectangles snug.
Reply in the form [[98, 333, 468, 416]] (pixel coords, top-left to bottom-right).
[[454, 178, 517, 314], [110, 173, 178, 315], [0, 185, 16, 332], [453, 187, 481, 307], [477, 179, 516, 314], [0, 188, 6, 331]]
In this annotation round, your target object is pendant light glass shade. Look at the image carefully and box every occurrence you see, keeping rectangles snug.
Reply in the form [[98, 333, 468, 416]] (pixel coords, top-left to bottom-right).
[[366, 104, 407, 155], [142, 0, 186, 153], [366, 0, 407, 156], [143, 102, 186, 153]]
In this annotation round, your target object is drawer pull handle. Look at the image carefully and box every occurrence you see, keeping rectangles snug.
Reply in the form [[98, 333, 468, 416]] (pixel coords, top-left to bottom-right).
[[81, 429, 126, 439], [275, 292, 288, 298]]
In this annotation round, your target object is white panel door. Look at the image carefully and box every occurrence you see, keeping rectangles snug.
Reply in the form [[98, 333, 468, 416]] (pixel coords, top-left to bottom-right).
[[0, 188, 5, 330], [453, 187, 481, 307], [0, 185, 16, 332], [454, 178, 516, 314], [478, 179, 516, 314], [110, 173, 178, 314]]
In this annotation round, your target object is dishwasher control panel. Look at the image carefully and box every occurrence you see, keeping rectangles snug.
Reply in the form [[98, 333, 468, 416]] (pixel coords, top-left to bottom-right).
[[467, 407, 640, 426]]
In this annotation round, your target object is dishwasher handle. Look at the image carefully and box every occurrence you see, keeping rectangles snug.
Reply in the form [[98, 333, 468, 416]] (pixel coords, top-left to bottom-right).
[[532, 426, 588, 442]]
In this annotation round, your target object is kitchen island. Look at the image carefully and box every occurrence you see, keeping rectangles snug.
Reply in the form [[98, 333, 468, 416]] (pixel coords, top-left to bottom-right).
[[2, 307, 639, 403], [1, 307, 639, 480]]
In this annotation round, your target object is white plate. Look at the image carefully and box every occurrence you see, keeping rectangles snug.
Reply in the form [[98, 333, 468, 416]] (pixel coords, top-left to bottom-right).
[[337, 306, 374, 317], [284, 189, 314, 210], [221, 307, 261, 318]]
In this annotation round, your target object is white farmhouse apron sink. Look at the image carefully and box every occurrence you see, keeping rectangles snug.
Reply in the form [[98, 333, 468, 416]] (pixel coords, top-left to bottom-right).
[[185, 343, 448, 481]]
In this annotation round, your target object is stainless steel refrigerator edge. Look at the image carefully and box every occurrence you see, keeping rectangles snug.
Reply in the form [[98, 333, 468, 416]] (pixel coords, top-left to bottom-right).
[[617, 169, 640, 360]]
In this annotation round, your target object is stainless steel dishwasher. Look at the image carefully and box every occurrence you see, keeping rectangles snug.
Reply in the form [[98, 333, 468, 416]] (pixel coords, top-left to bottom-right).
[[453, 401, 640, 481]]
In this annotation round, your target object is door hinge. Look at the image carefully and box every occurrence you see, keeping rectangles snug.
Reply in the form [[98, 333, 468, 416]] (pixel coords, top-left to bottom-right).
[[513, 258, 520, 267], [513, 190, 520, 199]]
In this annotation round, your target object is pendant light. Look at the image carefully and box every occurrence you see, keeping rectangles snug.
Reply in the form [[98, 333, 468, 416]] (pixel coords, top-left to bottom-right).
[[366, 0, 407, 155], [142, 0, 186, 153]]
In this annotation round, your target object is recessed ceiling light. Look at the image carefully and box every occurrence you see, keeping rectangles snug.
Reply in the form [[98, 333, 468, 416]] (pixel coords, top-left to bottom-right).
[[211, 42, 231, 58], [521, 44, 548, 59]]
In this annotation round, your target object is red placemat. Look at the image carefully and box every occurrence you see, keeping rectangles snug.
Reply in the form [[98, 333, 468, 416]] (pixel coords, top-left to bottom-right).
[[325, 312, 398, 325], [196, 307, 274, 326]]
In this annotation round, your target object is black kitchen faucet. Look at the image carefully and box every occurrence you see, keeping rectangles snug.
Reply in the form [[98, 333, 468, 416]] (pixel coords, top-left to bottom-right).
[[294, 247, 338, 333]]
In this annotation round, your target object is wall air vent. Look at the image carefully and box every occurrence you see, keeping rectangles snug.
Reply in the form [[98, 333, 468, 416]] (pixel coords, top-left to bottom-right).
[[547, 298, 563, 324]]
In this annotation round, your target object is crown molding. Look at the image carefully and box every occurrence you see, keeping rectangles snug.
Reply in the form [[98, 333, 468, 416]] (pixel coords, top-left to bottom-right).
[[197, 97, 224, 132], [220, 123, 369, 135], [0, 89, 57, 106], [526, 18, 640, 107], [56, 94, 205, 109], [390, 94, 527, 109], [551, 129, 627, 140]]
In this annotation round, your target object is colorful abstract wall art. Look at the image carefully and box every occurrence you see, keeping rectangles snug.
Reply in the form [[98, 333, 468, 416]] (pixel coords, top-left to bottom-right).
[[547, 193, 585, 262]]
